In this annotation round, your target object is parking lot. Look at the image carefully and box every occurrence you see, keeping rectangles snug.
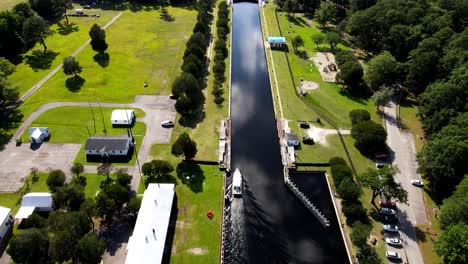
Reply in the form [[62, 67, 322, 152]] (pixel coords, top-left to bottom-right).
[[0, 143, 81, 192]]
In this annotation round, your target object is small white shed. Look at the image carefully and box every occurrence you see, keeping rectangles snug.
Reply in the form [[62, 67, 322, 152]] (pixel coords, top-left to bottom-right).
[[111, 110, 135, 126], [28, 127, 50, 144], [15, 193, 52, 219], [285, 133, 300, 147], [0, 206, 13, 241]]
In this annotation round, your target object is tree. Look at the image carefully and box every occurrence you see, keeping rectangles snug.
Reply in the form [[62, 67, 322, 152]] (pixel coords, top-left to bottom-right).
[[283, 0, 297, 17], [337, 60, 363, 88], [52, 183, 85, 211], [371, 86, 394, 112], [291, 35, 304, 53], [0, 11, 26, 59], [171, 133, 198, 160], [184, 43, 205, 61], [22, 213, 47, 229], [365, 51, 401, 90], [80, 198, 96, 232], [329, 156, 347, 167], [335, 50, 356, 68], [330, 164, 353, 186], [48, 211, 90, 239], [342, 200, 367, 223], [358, 166, 408, 206], [115, 168, 132, 188], [0, 57, 15, 76], [337, 177, 361, 202], [171, 73, 199, 98], [127, 196, 142, 218], [75, 234, 106, 264], [434, 222, 468, 264], [70, 162, 84, 177], [315, 0, 336, 27], [193, 21, 210, 36], [96, 183, 129, 222], [438, 176, 468, 229], [141, 159, 174, 179], [7, 228, 49, 264], [311, 34, 325, 48], [13, 3, 35, 21], [356, 244, 382, 264], [97, 162, 112, 183], [29, 0, 69, 20], [89, 24, 108, 53], [23, 16, 52, 54], [175, 93, 193, 115], [62, 56, 82, 77], [418, 82, 466, 135], [186, 32, 207, 50], [48, 230, 75, 263], [351, 120, 387, 154], [349, 109, 371, 125], [47, 169, 65, 192], [417, 118, 468, 199], [325, 31, 340, 51]]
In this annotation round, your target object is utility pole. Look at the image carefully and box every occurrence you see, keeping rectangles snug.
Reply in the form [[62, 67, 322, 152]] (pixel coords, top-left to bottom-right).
[[89, 102, 96, 134], [97, 98, 106, 134]]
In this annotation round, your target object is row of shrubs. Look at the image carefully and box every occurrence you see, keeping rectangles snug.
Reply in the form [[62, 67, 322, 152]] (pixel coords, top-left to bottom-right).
[[172, 0, 215, 117], [349, 109, 387, 156], [329, 157, 381, 263], [212, 1, 230, 105]]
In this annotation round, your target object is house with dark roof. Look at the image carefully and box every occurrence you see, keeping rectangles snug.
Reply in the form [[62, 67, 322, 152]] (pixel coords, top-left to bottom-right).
[[84, 133, 134, 160]]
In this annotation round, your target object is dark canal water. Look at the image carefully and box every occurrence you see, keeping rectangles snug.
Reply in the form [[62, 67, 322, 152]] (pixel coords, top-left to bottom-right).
[[226, 2, 349, 263]]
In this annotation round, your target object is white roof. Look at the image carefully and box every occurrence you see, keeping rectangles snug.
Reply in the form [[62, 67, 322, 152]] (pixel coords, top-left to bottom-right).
[[126, 184, 175, 264], [0, 206, 11, 223], [15, 206, 35, 219], [21, 192, 52, 208], [30, 128, 42, 140], [111, 110, 134, 122]]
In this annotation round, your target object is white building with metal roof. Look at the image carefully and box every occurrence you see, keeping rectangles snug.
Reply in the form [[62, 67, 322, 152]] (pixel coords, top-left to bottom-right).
[[0, 206, 13, 241], [15, 192, 52, 219], [111, 110, 135, 126], [126, 183, 175, 264]]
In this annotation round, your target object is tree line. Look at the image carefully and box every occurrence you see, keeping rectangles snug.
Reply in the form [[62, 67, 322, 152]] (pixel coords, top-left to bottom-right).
[[172, 0, 215, 118], [211, 1, 230, 105]]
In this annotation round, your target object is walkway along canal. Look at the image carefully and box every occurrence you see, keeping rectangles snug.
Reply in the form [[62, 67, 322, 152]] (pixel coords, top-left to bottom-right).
[[223, 2, 349, 263]]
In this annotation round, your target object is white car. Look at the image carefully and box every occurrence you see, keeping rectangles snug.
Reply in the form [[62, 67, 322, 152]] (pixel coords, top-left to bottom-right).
[[386, 251, 401, 260], [385, 237, 402, 246], [411, 179, 424, 187], [161, 120, 174, 127], [383, 224, 399, 232], [380, 207, 397, 215]]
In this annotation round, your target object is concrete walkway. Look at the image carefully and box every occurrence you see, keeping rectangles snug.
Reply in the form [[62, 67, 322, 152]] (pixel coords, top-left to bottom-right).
[[18, 12, 124, 103], [2, 95, 175, 192], [384, 100, 427, 264]]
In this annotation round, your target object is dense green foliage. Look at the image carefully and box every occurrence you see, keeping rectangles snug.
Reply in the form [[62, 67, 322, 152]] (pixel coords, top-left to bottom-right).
[[358, 166, 408, 205], [438, 176, 468, 229], [434, 222, 468, 264], [142, 159, 174, 179], [89, 24, 108, 53], [349, 109, 370, 125], [29, 0, 69, 20], [351, 120, 387, 155], [172, 132, 198, 160], [7, 228, 49, 264], [365, 51, 401, 90], [47, 169, 65, 192], [212, 1, 230, 105], [62, 56, 82, 77]]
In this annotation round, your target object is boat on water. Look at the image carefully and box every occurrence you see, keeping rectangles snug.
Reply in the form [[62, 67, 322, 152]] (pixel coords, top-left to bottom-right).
[[232, 168, 242, 197]]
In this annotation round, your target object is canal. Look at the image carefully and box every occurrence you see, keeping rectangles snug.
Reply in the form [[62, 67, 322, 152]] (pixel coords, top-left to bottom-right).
[[226, 2, 349, 263]]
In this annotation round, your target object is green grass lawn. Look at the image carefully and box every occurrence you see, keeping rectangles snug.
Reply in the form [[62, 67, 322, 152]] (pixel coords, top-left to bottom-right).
[[0, 0, 24, 10], [399, 97, 425, 152], [18, 6, 197, 121], [21, 106, 146, 165], [261, 6, 379, 129], [9, 5, 119, 97]]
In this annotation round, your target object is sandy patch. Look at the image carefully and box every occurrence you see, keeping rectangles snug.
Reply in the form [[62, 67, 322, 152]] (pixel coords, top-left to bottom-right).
[[306, 126, 350, 146], [176, 221, 191, 227], [187, 248, 208, 255], [300, 80, 319, 91], [309, 52, 338, 82]]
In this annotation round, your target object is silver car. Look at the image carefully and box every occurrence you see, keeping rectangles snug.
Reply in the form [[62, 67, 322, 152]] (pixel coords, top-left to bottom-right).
[[386, 251, 401, 260], [383, 224, 399, 232], [385, 237, 402, 246]]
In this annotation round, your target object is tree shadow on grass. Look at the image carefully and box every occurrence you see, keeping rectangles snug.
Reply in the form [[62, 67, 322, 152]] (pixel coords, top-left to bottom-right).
[[287, 15, 306, 27], [93, 52, 110, 68], [160, 7, 175, 22], [25, 50, 60, 71], [57, 22, 79, 35], [144, 174, 178, 188], [175, 162, 205, 193], [66, 76, 86, 92]]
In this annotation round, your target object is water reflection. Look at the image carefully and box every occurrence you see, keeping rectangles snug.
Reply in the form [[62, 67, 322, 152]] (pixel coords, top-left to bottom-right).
[[226, 3, 348, 263]]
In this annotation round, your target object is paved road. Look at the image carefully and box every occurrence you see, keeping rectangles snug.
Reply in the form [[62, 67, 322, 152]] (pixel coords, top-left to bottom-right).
[[1, 95, 175, 192], [384, 101, 427, 264], [18, 12, 124, 103]]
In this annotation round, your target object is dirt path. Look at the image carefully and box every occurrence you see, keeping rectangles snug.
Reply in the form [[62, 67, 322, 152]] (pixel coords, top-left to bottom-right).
[[384, 100, 427, 264], [5, 95, 175, 192], [18, 12, 124, 103]]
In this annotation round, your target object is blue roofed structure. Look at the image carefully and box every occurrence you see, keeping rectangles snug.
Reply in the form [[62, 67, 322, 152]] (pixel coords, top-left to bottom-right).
[[267, 36, 286, 48]]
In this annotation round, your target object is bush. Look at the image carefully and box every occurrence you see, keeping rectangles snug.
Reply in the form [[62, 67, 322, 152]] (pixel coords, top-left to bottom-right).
[[337, 178, 361, 202], [337, 60, 363, 88], [186, 32, 207, 50], [351, 120, 387, 154], [193, 21, 210, 36], [351, 221, 371, 247], [330, 164, 353, 186], [214, 96, 225, 105], [21, 213, 47, 229], [335, 49, 356, 67], [329, 156, 347, 166], [184, 43, 205, 61], [213, 60, 226, 74], [349, 109, 371, 125], [217, 27, 228, 40], [342, 200, 367, 224], [214, 39, 228, 57]]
